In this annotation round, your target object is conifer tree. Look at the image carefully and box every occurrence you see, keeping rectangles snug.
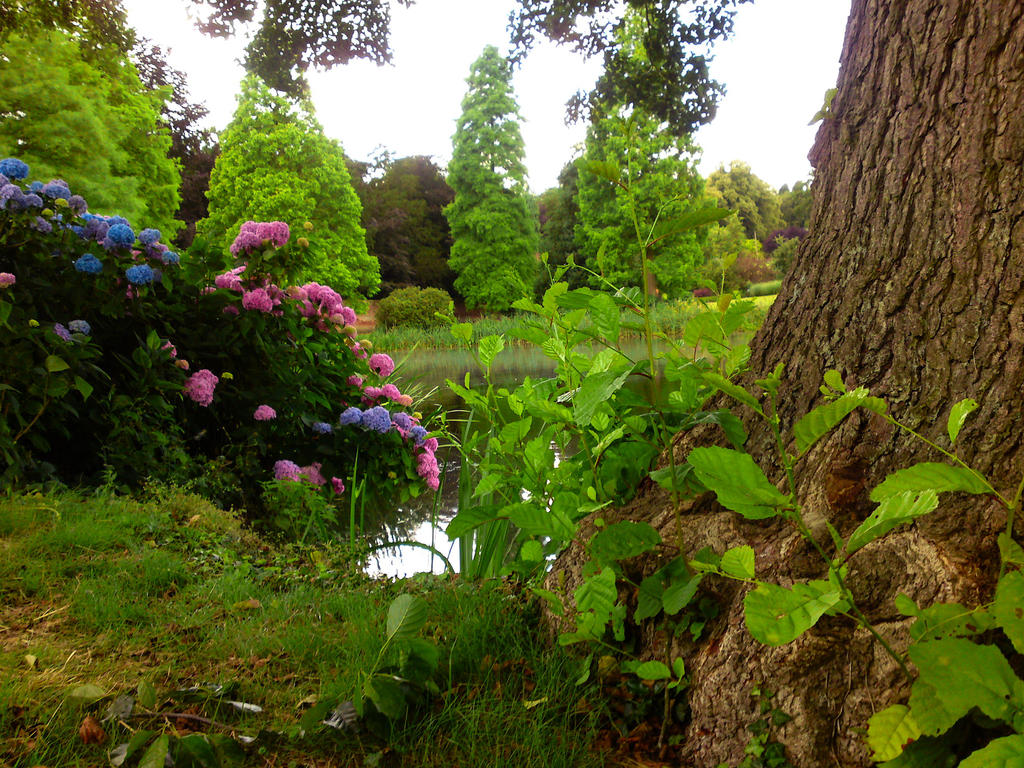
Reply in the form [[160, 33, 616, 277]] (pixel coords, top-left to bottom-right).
[[199, 75, 378, 297], [444, 46, 538, 311]]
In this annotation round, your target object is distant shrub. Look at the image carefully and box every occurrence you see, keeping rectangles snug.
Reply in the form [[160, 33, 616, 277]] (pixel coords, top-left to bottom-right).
[[762, 225, 807, 254], [692, 287, 713, 298], [732, 253, 777, 287], [377, 286, 453, 329], [746, 280, 782, 297]]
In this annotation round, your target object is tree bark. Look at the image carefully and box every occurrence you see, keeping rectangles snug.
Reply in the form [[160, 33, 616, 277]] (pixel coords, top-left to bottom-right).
[[545, 1, 1024, 765]]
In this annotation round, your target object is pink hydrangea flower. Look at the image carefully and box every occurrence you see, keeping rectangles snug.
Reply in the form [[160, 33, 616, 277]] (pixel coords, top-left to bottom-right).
[[223, 305, 239, 316], [331, 477, 346, 495], [369, 353, 395, 378], [0, 272, 15, 287], [254, 404, 277, 421], [301, 462, 326, 487], [286, 285, 308, 301], [274, 460, 302, 481], [416, 450, 440, 491], [231, 221, 290, 255], [381, 383, 402, 401], [241, 288, 274, 313], [214, 265, 246, 292], [183, 369, 218, 407], [161, 341, 177, 359], [347, 375, 363, 387]]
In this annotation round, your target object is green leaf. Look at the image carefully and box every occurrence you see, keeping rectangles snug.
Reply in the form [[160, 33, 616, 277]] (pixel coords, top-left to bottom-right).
[[574, 567, 617, 623], [587, 292, 620, 343], [138, 734, 170, 768], [589, 521, 660, 565], [908, 638, 1022, 735], [701, 372, 763, 415], [662, 573, 703, 615], [651, 205, 734, 241], [946, 398, 979, 444], [74, 376, 93, 401], [478, 334, 505, 369], [386, 594, 427, 642], [573, 369, 631, 427], [793, 388, 870, 455], [137, 680, 157, 710], [845, 490, 939, 554], [178, 733, 219, 767], [451, 322, 473, 344], [1000, 533, 1024, 566], [870, 463, 992, 500], [504, 502, 575, 540], [688, 446, 790, 519], [823, 369, 846, 393], [868, 705, 922, 762], [401, 638, 440, 681], [906, 602, 993, 642], [68, 683, 106, 706], [994, 571, 1024, 655], [635, 574, 664, 622], [878, 735, 958, 768], [720, 545, 755, 580], [531, 587, 564, 617], [582, 158, 621, 184], [629, 660, 671, 681], [446, 506, 500, 538], [44, 354, 70, 373], [743, 582, 845, 646], [519, 539, 544, 563], [365, 675, 405, 719], [959, 735, 1024, 767], [109, 730, 156, 767]]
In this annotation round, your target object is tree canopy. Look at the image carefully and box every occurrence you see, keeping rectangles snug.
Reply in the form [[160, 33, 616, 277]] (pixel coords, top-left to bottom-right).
[[705, 161, 784, 241], [444, 46, 538, 311], [0, 28, 181, 236], [198, 74, 378, 297]]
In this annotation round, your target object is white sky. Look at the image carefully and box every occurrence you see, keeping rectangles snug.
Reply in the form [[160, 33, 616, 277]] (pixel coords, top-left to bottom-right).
[[122, 0, 851, 193]]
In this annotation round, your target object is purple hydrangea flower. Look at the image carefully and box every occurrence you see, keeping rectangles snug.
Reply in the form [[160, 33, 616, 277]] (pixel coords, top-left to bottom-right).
[[339, 406, 363, 426], [274, 460, 302, 481], [125, 264, 154, 285], [0, 158, 28, 179], [409, 425, 428, 445], [74, 254, 103, 274], [331, 477, 345, 495], [68, 319, 91, 335], [23, 193, 42, 208], [31, 217, 52, 234], [68, 194, 87, 214], [107, 216, 130, 228], [53, 323, 72, 342], [311, 421, 333, 434], [392, 412, 414, 431], [360, 405, 392, 433], [105, 223, 135, 249]]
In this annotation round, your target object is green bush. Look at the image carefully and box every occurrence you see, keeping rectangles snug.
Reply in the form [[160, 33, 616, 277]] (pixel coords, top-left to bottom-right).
[[377, 286, 453, 329], [746, 280, 782, 297]]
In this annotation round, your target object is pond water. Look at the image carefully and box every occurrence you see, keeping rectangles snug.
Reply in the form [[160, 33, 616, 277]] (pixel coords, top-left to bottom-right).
[[363, 338, 687, 577]]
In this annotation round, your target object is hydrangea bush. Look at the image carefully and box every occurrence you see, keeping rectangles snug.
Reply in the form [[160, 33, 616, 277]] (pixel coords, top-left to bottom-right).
[[0, 158, 437, 528]]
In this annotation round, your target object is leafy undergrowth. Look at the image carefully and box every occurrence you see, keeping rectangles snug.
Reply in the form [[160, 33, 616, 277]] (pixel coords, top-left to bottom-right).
[[0, 490, 649, 768]]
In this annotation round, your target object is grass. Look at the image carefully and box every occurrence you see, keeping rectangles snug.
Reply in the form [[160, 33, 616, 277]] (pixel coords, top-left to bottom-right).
[[0, 489, 607, 768], [367, 295, 776, 351]]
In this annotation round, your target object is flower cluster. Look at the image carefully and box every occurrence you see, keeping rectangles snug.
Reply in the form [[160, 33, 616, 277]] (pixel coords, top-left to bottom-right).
[[0, 272, 14, 287], [125, 264, 155, 285], [253, 404, 277, 421], [183, 369, 219, 407], [231, 220, 290, 255]]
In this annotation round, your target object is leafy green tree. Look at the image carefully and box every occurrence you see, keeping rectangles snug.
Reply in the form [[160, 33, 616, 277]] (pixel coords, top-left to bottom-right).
[[575, 109, 706, 297], [777, 179, 812, 229], [0, 29, 181, 235], [444, 46, 538, 311], [537, 162, 586, 292], [351, 154, 455, 297], [705, 161, 784, 241], [199, 75, 379, 298]]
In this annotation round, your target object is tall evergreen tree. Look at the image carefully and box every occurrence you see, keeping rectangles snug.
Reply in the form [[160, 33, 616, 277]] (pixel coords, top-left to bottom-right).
[[0, 29, 181, 236], [199, 75, 378, 297], [444, 46, 538, 311]]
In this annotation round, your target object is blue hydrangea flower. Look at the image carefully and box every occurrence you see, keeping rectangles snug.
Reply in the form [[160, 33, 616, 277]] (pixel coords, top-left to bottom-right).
[[74, 253, 103, 274], [392, 412, 414, 431], [138, 228, 161, 245], [311, 421, 333, 435], [410, 425, 428, 445], [125, 264, 154, 285], [360, 405, 392, 433], [41, 181, 70, 200], [106, 216, 130, 228], [29, 181, 43, 192], [0, 158, 29, 180], [339, 406, 363, 426], [23, 193, 42, 208], [162, 250, 180, 265], [105, 223, 135, 248], [68, 319, 91, 335]]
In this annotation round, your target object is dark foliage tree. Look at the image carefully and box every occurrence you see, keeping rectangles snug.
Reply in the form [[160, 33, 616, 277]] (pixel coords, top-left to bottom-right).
[[0, 0, 134, 59], [132, 41, 220, 248], [444, 46, 538, 311], [536, 162, 586, 293], [777, 178, 812, 229], [547, 1, 1024, 765], [352, 154, 455, 298]]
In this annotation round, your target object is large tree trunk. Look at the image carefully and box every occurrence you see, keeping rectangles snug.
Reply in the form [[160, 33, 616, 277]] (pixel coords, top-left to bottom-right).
[[546, 1, 1024, 765]]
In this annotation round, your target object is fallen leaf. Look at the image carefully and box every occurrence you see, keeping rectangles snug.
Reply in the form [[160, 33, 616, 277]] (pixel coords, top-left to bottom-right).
[[24, 654, 37, 669], [187, 514, 202, 526], [232, 598, 262, 611], [79, 715, 106, 744]]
